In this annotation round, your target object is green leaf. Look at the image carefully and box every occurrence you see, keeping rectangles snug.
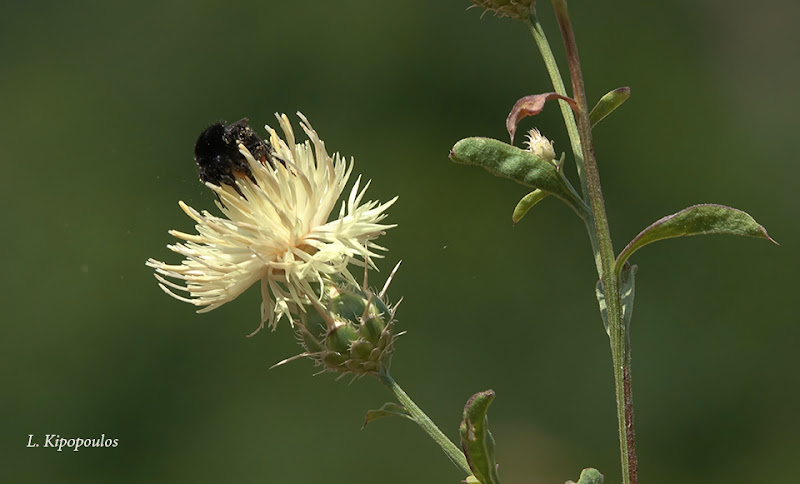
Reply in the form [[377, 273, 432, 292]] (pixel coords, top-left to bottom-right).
[[362, 402, 413, 428], [615, 204, 776, 273], [566, 468, 604, 484], [595, 263, 637, 336], [450, 137, 588, 219], [459, 390, 500, 484], [512, 189, 549, 225], [589, 87, 630, 127]]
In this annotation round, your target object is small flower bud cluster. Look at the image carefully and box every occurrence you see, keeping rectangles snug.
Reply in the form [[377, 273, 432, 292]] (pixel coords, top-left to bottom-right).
[[471, 0, 535, 20], [296, 276, 397, 376], [525, 128, 556, 163]]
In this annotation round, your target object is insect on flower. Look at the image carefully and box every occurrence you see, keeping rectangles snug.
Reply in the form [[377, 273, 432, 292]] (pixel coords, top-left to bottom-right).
[[194, 118, 280, 197], [147, 113, 397, 336]]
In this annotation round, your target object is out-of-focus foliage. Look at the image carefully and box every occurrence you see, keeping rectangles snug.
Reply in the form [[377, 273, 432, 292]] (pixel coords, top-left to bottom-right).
[[1, 1, 797, 483]]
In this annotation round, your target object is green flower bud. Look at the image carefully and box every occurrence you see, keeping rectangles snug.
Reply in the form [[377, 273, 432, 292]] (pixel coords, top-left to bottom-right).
[[296, 276, 399, 377], [471, 0, 535, 20]]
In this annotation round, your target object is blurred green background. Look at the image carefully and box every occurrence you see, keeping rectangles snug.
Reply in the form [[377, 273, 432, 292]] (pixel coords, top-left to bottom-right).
[[2, 1, 798, 483]]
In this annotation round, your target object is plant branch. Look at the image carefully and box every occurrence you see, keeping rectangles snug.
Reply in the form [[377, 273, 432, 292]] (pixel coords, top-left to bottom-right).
[[525, 13, 587, 204], [377, 367, 471, 476], [525, 12, 600, 275]]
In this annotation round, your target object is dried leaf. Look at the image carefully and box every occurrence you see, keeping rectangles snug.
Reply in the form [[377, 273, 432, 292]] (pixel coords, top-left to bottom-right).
[[506, 93, 577, 143]]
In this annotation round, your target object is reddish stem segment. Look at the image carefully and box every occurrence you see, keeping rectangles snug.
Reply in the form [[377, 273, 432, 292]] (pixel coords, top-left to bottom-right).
[[549, 1, 639, 483]]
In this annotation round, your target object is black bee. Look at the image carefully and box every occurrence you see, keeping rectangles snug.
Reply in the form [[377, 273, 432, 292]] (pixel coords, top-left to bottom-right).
[[193, 118, 277, 197]]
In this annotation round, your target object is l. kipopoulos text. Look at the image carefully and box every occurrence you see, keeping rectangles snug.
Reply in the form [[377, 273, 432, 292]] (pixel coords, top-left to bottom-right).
[[27, 434, 119, 451]]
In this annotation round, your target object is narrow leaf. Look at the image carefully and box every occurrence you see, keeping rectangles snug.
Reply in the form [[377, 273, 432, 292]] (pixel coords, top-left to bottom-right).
[[512, 189, 549, 225], [595, 263, 637, 336], [450, 137, 586, 218], [616, 204, 776, 272], [362, 402, 413, 428], [459, 390, 500, 484], [506, 93, 578, 143], [589, 87, 630, 127], [566, 468, 604, 484]]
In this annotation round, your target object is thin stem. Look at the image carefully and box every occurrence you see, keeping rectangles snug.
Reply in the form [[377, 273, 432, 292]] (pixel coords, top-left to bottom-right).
[[623, 347, 638, 483], [377, 368, 471, 476], [525, 14, 587, 203], [549, 2, 638, 484], [525, 13, 601, 275]]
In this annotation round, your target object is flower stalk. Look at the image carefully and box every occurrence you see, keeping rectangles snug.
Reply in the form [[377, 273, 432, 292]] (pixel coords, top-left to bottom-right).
[[377, 367, 472, 476], [524, 12, 601, 274]]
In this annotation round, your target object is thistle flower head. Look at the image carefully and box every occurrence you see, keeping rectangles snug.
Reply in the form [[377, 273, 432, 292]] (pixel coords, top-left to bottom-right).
[[470, 0, 535, 20], [524, 128, 556, 163], [146, 113, 397, 335], [286, 265, 401, 377]]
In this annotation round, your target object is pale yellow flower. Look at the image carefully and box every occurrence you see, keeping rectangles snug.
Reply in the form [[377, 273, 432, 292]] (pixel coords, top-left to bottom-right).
[[524, 128, 556, 163], [146, 113, 396, 335]]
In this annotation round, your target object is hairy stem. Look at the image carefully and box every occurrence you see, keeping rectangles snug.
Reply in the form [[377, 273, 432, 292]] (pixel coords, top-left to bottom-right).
[[525, 14, 587, 203], [377, 368, 471, 476], [549, 1, 638, 483], [525, 12, 600, 274]]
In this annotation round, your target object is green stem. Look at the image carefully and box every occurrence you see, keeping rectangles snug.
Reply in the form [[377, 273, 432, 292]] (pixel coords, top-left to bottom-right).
[[377, 367, 471, 476], [525, 13, 587, 203], [525, 12, 601, 275], [547, 2, 638, 484]]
